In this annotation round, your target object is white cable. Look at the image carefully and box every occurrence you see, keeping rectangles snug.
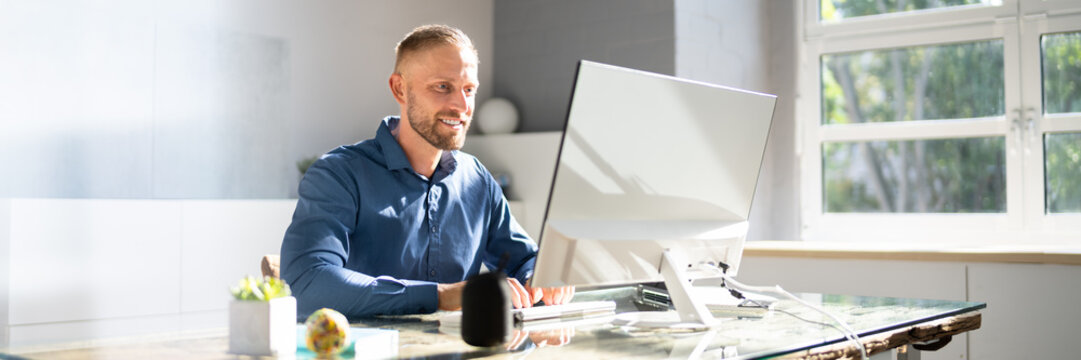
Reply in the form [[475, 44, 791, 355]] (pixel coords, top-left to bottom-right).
[[702, 264, 869, 360]]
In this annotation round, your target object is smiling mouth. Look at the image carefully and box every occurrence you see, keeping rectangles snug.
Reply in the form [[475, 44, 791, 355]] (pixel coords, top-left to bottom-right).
[[439, 118, 468, 128]]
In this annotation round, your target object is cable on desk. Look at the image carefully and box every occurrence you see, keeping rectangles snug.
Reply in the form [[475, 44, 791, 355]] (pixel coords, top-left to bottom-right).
[[702, 264, 869, 360]]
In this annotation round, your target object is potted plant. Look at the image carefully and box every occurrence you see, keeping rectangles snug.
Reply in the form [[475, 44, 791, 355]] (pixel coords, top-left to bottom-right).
[[228, 276, 296, 356]]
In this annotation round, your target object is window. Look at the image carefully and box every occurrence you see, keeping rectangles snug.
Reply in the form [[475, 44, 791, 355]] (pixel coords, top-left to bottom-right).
[[820, 0, 999, 22], [1040, 31, 1081, 215], [823, 137, 1007, 213], [1045, 132, 1081, 213], [799, 0, 1081, 243]]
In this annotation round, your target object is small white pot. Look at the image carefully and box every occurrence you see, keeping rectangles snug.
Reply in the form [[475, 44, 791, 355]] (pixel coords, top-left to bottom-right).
[[229, 296, 297, 356]]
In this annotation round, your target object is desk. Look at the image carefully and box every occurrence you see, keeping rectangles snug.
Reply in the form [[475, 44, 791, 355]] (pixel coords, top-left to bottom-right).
[[3, 287, 984, 360]]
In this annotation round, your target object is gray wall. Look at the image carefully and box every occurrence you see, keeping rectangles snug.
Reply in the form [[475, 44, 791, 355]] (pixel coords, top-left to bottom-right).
[[493, 0, 675, 132], [0, 0, 495, 199]]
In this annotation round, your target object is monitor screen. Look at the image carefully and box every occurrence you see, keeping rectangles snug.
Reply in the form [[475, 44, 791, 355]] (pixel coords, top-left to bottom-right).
[[531, 61, 776, 289]]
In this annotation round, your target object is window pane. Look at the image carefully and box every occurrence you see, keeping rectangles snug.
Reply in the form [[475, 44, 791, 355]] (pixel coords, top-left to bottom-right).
[[823, 137, 1006, 213], [822, 40, 1004, 125], [1042, 32, 1081, 114], [820, 0, 997, 22], [1046, 133, 1081, 213]]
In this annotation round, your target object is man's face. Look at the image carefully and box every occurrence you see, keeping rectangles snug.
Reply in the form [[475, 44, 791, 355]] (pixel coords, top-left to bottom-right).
[[399, 44, 478, 151]]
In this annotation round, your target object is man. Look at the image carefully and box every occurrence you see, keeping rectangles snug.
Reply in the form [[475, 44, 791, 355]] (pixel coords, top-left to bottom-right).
[[280, 24, 572, 319]]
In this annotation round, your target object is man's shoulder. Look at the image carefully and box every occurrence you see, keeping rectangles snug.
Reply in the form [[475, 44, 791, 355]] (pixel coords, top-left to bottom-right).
[[325, 139, 380, 162], [312, 140, 384, 173]]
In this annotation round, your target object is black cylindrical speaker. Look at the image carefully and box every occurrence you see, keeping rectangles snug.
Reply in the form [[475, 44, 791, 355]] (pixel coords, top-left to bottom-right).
[[460, 271, 513, 347]]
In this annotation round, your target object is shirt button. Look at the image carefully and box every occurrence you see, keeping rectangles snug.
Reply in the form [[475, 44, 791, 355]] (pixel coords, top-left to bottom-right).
[[431, 225, 437, 232], [429, 270, 436, 277]]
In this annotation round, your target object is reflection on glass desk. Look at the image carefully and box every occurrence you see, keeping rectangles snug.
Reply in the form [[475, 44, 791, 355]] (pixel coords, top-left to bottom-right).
[[2, 287, 984, 360]]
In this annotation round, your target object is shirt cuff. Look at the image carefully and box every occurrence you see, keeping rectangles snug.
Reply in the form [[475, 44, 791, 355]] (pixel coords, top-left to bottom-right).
[[513, 257, 536, 285], [400, 279, 439, 313]]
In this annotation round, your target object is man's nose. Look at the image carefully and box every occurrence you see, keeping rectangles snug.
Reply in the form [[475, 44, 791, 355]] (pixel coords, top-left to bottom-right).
[[448, 89, 470, 114]]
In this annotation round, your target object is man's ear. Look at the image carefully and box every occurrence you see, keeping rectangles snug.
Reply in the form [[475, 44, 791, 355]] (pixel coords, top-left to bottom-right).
[[389, 73, 407, 105]]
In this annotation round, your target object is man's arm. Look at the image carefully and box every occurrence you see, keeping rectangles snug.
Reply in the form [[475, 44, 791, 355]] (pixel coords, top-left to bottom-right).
[[482, 170, 574, 306], [483, 179, 538, 285], [281, 158, 438, 319]]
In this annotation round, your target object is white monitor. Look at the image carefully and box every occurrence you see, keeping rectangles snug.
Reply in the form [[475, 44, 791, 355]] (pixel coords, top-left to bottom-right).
[[531, 61, 776, 327]]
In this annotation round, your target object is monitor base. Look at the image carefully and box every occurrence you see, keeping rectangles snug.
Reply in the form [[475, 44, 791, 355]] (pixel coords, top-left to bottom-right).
[[659, 249, 722, 327]]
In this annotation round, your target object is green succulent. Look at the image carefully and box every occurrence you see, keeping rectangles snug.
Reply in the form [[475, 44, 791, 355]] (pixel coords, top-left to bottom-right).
[[296, 156, 320, 176], [231, 276, 292, 301]]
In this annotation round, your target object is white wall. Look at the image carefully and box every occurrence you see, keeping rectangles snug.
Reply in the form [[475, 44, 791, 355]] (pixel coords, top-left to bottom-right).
[[0, 0, 494, 199], [256, 0, 496, 179], [0, 0, 495, 348], [675, 0, 770, 92], [674, 0, 800, 241]]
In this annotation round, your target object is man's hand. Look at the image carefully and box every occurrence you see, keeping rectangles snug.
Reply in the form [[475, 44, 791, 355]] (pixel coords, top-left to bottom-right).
[[506, 278, 533, 308], [437, 281, 466, 311], [441, 278, 576, 311], [528, 285, 575, 306]]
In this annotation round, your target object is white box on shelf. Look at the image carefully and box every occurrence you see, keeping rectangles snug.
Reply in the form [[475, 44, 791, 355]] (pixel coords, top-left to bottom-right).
[[229, 296, 297, 356]]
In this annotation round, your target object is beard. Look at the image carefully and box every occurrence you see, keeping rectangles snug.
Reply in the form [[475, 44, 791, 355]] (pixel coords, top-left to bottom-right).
[[406, 91, 469, 151]]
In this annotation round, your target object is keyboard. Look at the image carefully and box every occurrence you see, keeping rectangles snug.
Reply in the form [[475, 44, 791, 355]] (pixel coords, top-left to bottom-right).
[[512, 301, 617, 322]]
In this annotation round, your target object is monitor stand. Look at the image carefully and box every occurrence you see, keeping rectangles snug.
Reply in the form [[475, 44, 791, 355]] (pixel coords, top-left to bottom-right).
[[612, 249, 737, 330]]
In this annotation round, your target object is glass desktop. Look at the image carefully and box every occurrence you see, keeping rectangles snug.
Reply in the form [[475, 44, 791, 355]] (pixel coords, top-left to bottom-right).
[[3, 286, 985, 359]]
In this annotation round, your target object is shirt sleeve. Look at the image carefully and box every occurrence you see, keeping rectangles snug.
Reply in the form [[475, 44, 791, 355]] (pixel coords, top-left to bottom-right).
[[280, 157, 438, 320], [483, 171, 539, 285]]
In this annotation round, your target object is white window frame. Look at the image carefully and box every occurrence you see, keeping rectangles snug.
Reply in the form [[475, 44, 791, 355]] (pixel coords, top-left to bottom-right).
[[1021, 11, 1081, 242], [797, 0, 1081, 245], [805, 0, 1018, 40]]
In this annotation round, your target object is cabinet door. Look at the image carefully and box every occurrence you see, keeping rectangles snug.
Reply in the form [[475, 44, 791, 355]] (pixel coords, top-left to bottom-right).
[[968, 263, 1081, 360], [9, 199, 183, 325]]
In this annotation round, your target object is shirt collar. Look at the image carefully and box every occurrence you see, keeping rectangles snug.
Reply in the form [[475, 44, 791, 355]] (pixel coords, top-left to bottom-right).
[[377, 116, 460, 175], [436, 148, 459, 178], [377, 116, 412, 171]]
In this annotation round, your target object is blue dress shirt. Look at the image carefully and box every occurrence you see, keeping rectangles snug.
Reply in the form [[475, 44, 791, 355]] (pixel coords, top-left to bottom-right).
[[280, 117, 537, 319]]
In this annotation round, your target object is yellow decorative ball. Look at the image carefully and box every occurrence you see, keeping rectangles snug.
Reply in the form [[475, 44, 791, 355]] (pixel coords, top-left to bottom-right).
[[305, 308, 350, 356]]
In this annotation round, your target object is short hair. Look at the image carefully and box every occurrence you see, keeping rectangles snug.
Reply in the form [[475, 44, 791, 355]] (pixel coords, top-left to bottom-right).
[[394, 24, 478, 74]]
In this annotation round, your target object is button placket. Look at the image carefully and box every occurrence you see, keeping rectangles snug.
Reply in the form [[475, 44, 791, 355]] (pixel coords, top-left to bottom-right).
[[428, 187, 440, 233], [426, 185, 440, 280]]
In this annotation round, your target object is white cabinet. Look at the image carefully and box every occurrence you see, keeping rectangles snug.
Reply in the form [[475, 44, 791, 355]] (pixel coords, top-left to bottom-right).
[[967, 263, 1081, 360], [740, 254, 1081, 360], [739, 256, 967, 300], [0, 199, 296, 347], [8, 200, 183, 326]]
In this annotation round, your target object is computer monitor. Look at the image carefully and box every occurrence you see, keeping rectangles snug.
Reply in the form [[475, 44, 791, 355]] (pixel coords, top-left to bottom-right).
[[531, 61, 776, 327]]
